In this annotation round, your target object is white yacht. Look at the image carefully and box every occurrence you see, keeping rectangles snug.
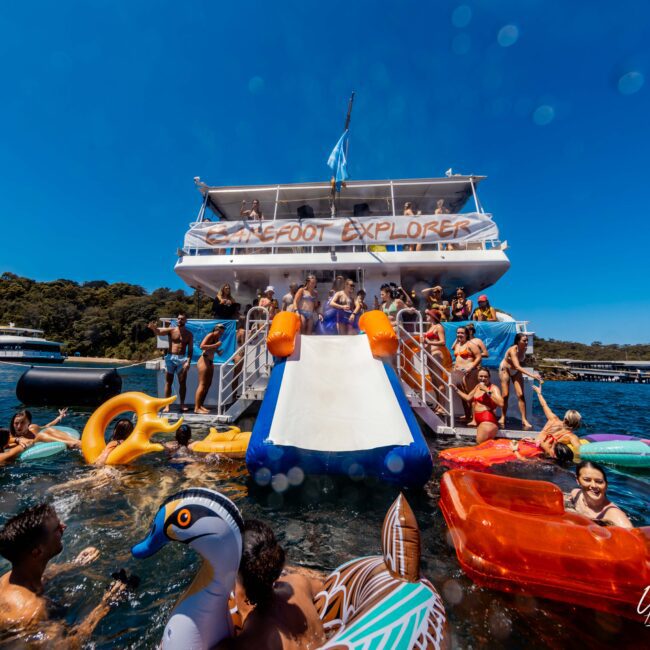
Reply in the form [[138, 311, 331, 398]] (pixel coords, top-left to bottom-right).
[[0, 324, 65, 364], [154, 174, 534, 434]]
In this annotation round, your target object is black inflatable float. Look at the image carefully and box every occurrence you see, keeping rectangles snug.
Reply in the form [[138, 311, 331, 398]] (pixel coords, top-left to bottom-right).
[[16, 366, 122, 407]]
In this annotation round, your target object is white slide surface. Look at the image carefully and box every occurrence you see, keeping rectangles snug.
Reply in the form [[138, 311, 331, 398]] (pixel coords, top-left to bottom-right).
[[268, 335, 413, 452]]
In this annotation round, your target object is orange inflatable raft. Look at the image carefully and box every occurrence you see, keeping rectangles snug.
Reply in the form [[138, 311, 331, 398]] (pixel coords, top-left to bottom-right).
[[439, 438, 542, 468], [439, 469, 650, 619]]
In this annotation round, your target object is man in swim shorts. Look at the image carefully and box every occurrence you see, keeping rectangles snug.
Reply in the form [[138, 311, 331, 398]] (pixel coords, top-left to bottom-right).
[[0, 503, 126, 643], [149, 312, 194, 412]]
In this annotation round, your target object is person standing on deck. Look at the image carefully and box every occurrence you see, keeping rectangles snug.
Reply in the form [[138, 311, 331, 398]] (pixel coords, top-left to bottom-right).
[[148, 313, 193, 413], [281, 283, 298, 312]]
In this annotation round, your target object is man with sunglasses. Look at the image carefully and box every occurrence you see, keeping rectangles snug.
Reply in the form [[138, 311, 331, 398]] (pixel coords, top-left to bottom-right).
[[0, 503, 126, 642]]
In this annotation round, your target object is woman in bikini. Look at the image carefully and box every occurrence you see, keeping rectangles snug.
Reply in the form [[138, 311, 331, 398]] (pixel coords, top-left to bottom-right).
[[194, 324, 225, 414], [452, 326, 482, 421], [567, 461, 632, 528], [293, 275, 319, 334], [378, 284, 408, 326], [499, 333, 541, 430], [451, 367, 503, 443], [329, 278, 356, 335], [9, 409, 80, 448], [423, 309, 452, 415], [450, 287, 473, 321]]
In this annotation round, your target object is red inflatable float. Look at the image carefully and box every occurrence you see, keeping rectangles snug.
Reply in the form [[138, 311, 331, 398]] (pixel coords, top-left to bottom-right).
[[439, 469, 650, 619], [438, 438, 541, 469]]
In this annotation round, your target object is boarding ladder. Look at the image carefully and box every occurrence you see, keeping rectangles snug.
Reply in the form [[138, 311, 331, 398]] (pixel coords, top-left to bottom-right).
[[395, 309, 456, 433], [216, 307, 272, 421]]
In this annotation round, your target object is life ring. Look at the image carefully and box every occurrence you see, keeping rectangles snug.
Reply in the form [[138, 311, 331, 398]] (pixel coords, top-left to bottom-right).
[[315, 493, 447, 649], [81, 392, 183, 465], [18, 426, 80, 462], [191, 426, 251, 458]]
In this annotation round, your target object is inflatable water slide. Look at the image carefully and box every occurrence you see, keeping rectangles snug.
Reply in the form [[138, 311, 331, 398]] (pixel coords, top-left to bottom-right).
[[246, 312, 433, 487]]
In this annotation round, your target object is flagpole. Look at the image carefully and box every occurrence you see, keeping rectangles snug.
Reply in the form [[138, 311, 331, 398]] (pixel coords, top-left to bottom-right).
[[331, 92, 355, 216]]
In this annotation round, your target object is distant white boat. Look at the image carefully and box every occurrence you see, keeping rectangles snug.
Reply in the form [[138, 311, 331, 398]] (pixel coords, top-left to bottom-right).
[[0, 323, 65, 364]]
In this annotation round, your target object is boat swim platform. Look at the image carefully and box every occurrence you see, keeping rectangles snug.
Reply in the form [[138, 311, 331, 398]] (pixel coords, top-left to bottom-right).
[[435, 425, 537, 440], [159, 405, 235, 426]]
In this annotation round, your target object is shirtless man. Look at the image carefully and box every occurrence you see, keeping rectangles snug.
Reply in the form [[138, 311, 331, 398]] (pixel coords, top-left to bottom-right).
[[217, 519, 325, 650], [148, 312, 194, 412], [0, 503, 126, 646], [281, 283, 298, 312], [329, 278, 356, 334]]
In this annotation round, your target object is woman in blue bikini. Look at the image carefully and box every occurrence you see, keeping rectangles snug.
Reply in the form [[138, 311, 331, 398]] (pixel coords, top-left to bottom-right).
[[293, 274, 319, 334]]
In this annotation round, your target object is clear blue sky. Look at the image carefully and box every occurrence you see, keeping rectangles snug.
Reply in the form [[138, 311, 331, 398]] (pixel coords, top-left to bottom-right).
[[1, 1, 648, 344]]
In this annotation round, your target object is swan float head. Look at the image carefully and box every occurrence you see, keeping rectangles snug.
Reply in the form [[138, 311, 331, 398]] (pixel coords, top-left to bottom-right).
[[132, 488, 244, 650]]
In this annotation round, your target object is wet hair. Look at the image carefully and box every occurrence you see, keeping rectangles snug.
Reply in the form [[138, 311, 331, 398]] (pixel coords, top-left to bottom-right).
[[576, 460, 607, 482], [0, 427, 10, 451], [0, 503, 57, 563], [554, 443, 574, 464], [513, 332, 528, 346], [10, 410, 32, 437], [176, 424, 192, 447], [563, 409, 582, 431], [112, 418, 134, 442], [239, 519, 285, 608]]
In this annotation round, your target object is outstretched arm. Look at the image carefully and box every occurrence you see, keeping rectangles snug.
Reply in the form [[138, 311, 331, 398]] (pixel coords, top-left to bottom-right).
[[43, 408, 68, 429], [532, 385, 556, 421], [147, 321, 172, 336]]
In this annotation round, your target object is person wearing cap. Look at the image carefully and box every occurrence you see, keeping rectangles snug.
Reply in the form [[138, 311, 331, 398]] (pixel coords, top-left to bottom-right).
[[421, 285, 450, 321], [259, 286, 278, 318], [472, 295, 497, 321], [194, 323, 225, 414]]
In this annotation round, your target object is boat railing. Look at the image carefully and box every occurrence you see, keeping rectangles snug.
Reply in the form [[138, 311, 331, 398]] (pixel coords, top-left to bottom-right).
[[395, 309, 455, 428], [216, 307, 271, 414]]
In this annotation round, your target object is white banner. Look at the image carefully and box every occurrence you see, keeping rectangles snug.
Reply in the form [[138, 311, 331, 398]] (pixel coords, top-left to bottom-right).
[[184, 212, 498, 249]]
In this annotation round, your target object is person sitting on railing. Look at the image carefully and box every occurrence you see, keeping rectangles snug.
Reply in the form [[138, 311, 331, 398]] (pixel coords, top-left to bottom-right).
[[472, 295, 497, 321], [194, 324, 225, 414], [259, 287, 278, 319], [450, 287, 473, 321], [281, 283, 298, 312], [421, 285, 450, 321], [452, 326, 482, 422], [451, 368, 503, 443], [293, 275, 320, 335], [330, 278, 357, 335], [424, 309, 452, 416], [212, 284, 239, 320]]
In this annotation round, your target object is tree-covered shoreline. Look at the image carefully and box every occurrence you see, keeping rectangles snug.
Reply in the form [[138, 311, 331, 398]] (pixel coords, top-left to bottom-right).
[[0, 273, 213, 360]]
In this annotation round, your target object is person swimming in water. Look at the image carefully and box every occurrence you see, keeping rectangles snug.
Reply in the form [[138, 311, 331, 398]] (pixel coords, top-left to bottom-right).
[[217, 519, 326, 650], [93, 419, 134, 466], [164, 424, 194, 458], [0, 427, 36, 464], [567, 461, 633, 528], [0, 503, 126, 645], [9, 409, 81, 449]]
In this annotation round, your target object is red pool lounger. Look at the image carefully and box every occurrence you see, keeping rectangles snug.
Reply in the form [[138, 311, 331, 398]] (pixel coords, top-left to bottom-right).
[[439, 469, 650, 620], [439, 438, 542, 469]]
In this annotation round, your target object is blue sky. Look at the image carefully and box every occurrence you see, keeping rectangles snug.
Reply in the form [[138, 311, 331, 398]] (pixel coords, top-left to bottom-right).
[[1, 1, 648, 343]]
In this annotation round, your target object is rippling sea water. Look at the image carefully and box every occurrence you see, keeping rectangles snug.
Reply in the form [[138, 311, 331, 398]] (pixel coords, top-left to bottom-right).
[[0, 364, 648, 648]]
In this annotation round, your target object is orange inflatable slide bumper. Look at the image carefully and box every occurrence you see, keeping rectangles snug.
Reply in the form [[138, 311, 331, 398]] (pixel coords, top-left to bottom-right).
[[267, 312, 301, 357], [439, 438, 542, 468], [439, 469, 650, 619], [359, 311, 398, 357]]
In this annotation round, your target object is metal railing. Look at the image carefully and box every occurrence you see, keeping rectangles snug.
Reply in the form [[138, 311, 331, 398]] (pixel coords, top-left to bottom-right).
[[395, 309, 455, 427], [217, 307, 271, 413]]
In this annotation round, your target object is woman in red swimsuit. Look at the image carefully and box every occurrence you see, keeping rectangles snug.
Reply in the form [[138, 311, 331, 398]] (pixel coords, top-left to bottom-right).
[[452, 368, 503, 442]]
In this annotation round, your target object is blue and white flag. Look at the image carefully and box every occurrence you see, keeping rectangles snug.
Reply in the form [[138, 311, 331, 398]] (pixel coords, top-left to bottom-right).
[[327, 129, 349, 192]]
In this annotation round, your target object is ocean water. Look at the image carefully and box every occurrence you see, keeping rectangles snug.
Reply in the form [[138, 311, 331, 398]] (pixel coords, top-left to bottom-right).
[[0, 364, 648, 648]]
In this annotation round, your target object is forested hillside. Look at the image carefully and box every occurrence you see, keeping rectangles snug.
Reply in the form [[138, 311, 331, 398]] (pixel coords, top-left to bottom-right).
[[534, 337, 650, 362], [0, 273, 212, 359]]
